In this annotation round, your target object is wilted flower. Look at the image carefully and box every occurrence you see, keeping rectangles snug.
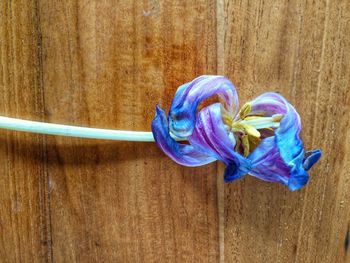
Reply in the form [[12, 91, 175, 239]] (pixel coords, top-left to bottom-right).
[[151, 75, 321, 191]]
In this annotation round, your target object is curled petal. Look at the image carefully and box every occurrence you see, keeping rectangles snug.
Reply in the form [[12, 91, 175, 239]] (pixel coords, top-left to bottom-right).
[[248, 92, 321, 190], [188, 103, 251, 181], [249, 92, 288, 117], [168, 75, 239, 137], [151, 105, 216, 166]]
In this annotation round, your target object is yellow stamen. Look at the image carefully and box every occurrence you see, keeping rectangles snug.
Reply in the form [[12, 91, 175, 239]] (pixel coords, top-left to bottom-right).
[[222, 114, 233, 126], [242, 134, 250, 157], [221, 106, 233, 126], [231, 122, 245, 133], [244, 116, 261, 121], [239, 103, 251, 119], [231, 122, 261, 157], [243, 124, 260, 138], [248, 133, 260, 146], [221, 102, 283, 157]]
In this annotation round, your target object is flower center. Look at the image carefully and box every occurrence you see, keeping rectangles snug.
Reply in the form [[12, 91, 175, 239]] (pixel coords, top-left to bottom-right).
[[222, 103, 283, 157]]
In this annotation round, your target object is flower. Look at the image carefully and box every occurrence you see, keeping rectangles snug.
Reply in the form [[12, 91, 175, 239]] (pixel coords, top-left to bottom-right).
[[151, 75, 321, 191]]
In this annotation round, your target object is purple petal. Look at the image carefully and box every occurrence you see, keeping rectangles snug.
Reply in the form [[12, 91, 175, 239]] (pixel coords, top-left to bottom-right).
[[168, 75, 239, 137], [249, 92, 288, 117], [275, 102, 303, 162], [248, 92, 321, 190], [248, 136, 293, 185], [151, 105, 216, 166], [188, 103, 251, 181], [248, 136, 310, 191]]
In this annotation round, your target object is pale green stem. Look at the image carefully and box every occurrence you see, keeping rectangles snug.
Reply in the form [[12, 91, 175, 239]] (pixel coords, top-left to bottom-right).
[[0, 116, 184, 142]]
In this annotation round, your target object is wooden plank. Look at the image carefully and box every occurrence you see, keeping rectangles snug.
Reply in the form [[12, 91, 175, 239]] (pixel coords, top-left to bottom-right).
[[0, 1, 51, 262], [38, 0, 219, 262], [223, 0, 350, 262]]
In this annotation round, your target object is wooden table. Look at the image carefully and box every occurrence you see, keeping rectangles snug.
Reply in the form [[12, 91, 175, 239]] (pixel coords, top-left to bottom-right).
[[0, 1, 349, 262]]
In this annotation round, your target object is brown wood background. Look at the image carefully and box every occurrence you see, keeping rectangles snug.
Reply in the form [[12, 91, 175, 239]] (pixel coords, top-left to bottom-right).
[[0, 0, 349, 262]]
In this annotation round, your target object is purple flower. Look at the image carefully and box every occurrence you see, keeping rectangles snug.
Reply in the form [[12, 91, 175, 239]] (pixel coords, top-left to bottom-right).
[[151, 75, 321, 191]]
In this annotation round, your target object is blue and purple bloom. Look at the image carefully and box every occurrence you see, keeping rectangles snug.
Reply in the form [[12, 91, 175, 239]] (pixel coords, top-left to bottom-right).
[[151, 75, 321, 191]]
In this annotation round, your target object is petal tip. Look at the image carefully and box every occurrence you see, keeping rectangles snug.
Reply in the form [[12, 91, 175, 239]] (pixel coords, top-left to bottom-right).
[[303, 149, 322, 171], [288, 175, 309, 191], [155, 104, 163, 115]]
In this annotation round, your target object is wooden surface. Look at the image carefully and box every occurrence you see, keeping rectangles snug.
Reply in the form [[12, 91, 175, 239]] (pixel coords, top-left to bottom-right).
[[0, 0, 349, 262]]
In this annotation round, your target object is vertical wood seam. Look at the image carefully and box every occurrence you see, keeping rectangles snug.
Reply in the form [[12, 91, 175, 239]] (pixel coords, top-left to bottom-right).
[[216, 0, 225, 262], [34, 0, 53, 261]]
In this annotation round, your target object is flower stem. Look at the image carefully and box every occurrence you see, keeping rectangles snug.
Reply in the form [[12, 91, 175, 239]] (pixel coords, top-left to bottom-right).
[[0, 116, 172, 142]]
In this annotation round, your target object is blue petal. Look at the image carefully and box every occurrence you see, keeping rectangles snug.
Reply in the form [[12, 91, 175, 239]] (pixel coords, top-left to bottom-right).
[[151, 105, 216, 166], [275, 103, 302, 162], [248, 136, 309, 191], [275, 102, 310, 190], [287, 150, 309, 191], [168, 75, 239, 137], [303, 149, 322, 171], [248, 136, 290, 185]]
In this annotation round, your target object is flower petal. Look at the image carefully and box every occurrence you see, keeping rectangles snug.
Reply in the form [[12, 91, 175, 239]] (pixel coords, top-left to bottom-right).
[[249, 92, 288, 117], [247, 136, 309, 190], [303, 149, 322, 171], [248, 92, 321, 190], [287, 150, 309, 191], [168, 75, 239, 137], [151, 105, 216, 166], [248, 136, 290, 185], [188, 103, 251, 181], [275, 101, 309, 190]]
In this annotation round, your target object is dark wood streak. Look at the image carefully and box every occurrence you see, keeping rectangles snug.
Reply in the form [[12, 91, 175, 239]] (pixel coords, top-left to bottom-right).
[[345, 224, 349, 253]]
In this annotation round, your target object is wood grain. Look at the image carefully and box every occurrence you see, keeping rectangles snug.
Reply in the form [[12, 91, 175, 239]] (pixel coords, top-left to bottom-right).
[[1, 0, 350, 262], [0, 1, 51, 262], [223, 0, 350, 262]]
